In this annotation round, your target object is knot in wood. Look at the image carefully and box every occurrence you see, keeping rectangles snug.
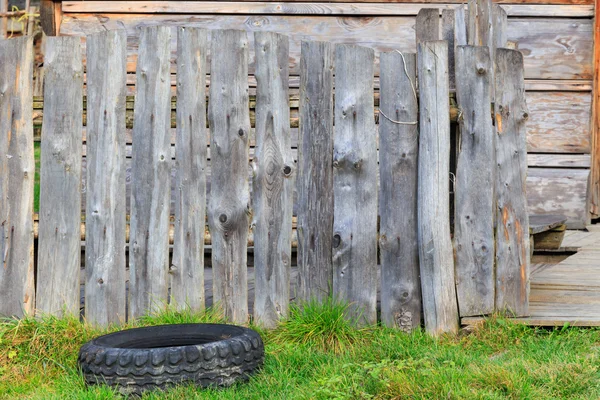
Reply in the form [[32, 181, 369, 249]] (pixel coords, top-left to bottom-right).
[[219, 213, 228, 223], [282, 165, 292, 176], [238, 128, 245, 137], [477, 67, 486, 75], [332, 234, 341, 248]]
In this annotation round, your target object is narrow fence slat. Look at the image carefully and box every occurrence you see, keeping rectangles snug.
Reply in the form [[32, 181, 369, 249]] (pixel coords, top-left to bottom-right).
[[129, 26, 172, 318], [84, 30, 127, 326], [297, 40, 334, 303], [417, 41, 459, 336], [37, 36, 83, 316], [208, 29, 250, 324], [172, 27, 208, 313], [455, 6, 468, 47], [0, 37, 35, 317], [495, 48, 530, 317], [476, 0, 492, 48], [416, 8, 440, 46], [379, 51, 420, 331], [467, 0, 477, 46], [332, 44, 377, 327], [253, 31, 293, 328], [492, 5, 507, 51], [454, 46, 495, 317], [441, 9, 456, 91]]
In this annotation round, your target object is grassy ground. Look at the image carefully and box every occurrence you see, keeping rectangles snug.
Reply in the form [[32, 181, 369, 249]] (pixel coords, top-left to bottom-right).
[[1, 300, 599, 400]]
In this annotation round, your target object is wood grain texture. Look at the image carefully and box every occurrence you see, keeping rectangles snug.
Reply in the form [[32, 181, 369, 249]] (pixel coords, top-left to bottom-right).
[[252, 31, 293, 328], [129, 26, 172, 319], [296, 40, 334, 303], [527, 154, 590, 168], [494, 48, 530, 317], [0, 0, 6, 38], [36, 36, 83, 317], [467, 0, 476, 45], [589, 0, 600, 218], [378, 51, 420, 331], [171, 27, 208, 313], [441, 9, 456, 90], [416, 8, 440, 45], [208, 29, 250, 324], [332, 44, 377, 327], [454, 46, 495, 317], [417, 41, 459, 336], [454, 5, 468, 46], [84, 30, 127, 326], [0, 37, 35, 317]]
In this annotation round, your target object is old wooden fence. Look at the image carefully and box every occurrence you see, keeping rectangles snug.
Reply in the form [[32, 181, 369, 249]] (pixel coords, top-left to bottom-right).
[[0, 2, 530, 336]]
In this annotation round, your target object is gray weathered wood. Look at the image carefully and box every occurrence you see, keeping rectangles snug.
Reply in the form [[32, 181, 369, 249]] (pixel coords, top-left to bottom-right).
[[529, 214, 568, 235], [455, 6, 468, 47], [476, 0, 493, 47], [171, 27, 208, 313], [417, 41, 459, 336], [252, 31, 293, 328], [208, 29, 250, 324], [36, 36, 83, 317], [129, 26, 172, 318], [379, 51, 420, 331], [416, 8, 440, 46], [495, 48, 530, 317], [296, 40, 334, 303], [84, 30, 127, 326], [332, 44, 377, 327], [442, 9, 456, 90], [0, 37, 35, 317], [492, 5, 508, 51], [467, 0, 477, 45], [454, 46, 495, 317]]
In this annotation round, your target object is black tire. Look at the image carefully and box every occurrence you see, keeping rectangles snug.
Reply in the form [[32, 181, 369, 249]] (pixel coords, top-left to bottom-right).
[[78, 323, 264, 395]]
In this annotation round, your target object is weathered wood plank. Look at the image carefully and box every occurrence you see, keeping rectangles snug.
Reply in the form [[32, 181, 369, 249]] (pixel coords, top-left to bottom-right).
[[36, 36, 83, 317], [208, 29, 250, 324], [441, 9, 456, 90], [492, 4, 508, 50], [379, 51, 420, 331], [589, 0, 600, 218], [475, 0, 492, 48], [454, 6, 467, 47], [467, 0, 476, 45], [171, 27, 208, 313], [527, 154, 590, 168], [332, 44, 377, 327], [416, 8, 440, 45], [296, 40, 334, 303], [417, 41, 459, 336], [252, 31, 293, 328], [454, 46, 495, 317], [529, 214, 568, 234], [0, 37, 35, 317], [129, 26, 172, 318], [495, 48, 530, 317], [84, 30, 127, 326], [0, 0, 7, 38]]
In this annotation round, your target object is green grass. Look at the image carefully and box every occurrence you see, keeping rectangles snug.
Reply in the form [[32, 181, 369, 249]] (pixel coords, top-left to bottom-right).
[[1, 302, 600, 399]]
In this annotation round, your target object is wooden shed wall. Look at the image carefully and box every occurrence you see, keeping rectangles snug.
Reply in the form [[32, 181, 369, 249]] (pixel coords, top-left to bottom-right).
[[45, 0, 596, 228]]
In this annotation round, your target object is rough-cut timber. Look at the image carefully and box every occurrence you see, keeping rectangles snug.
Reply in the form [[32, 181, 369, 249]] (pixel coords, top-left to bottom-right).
[[129, 26, 172, 318], [36, 36, 83, 317], [455, 5, 468, 46], [332, 44, 377, 327], [172, 27, 208, 313], [379, 51, 420, 331], [590, 0, 600, 218], [454, 46, 495, 317], [208, 29, 251, 324], [442, 9, 456, 90], [252, 31, 293, 328], [417, 41, 459, 336], [0, 37, 35, 317], [84, 30, 127, 326], [468, 0, 477, 45], [296, 40, 334, 303], [416, 8, 440, 45], [495, 48, 530, 317]]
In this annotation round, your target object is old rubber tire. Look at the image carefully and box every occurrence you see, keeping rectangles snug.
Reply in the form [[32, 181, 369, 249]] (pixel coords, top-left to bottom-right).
[[78, 323, 264, 395]]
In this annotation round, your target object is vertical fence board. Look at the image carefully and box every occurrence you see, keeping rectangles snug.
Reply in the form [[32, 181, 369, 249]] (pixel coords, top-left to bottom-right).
[[417, 41, 459, 336], [172, 27, 208, 312], [208, 29, 250, 324], [37, 36, 83, 316], [0, 0, 6, 38], [442, 9, 456, 91], [476, 0, 492, 48], [0, 37, 35, 317], [253, 31, 293, 328], [129, 26, 172, 318], [416, 8, 440, 46], [379, 51, 420, 331], [454, 46, 495, 317], [492, 5, 507, 53], [332, 44, 377, 327], [297, 40, 334, 303], [467, 0, 477, 46], [455, 6, 468, 47], [495, 48, 530, 317], [84, 30, 127, 326]]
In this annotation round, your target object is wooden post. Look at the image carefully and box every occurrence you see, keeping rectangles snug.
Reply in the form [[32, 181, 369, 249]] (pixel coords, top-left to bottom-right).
[[0, 37, 35, 317], [129, 26, 172, 319], [454, 46, 495, 317], [297, 40, 334, 303], [84, 30, 127, 326], [37, 36, 83, 317], [590, 0, 600, 219], [455, 5, 468, 47], [442, 9, 456, 91], [467, 0, 477, 46], [332, 44, 377, 327], [208, 29, 250, 324], [171, 27, 208, 313], [253, 31, 293, 328], [379, 51, 420, 331], [416, 8, 440, 46], [0, 0, 7, 38], [417, 41, 459, 336], [494, 48, 530, 317], [476, 0, 493, 48]]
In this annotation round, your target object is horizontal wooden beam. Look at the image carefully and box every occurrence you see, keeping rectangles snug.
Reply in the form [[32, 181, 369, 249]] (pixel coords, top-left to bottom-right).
[[61, 1, 595, 17]]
